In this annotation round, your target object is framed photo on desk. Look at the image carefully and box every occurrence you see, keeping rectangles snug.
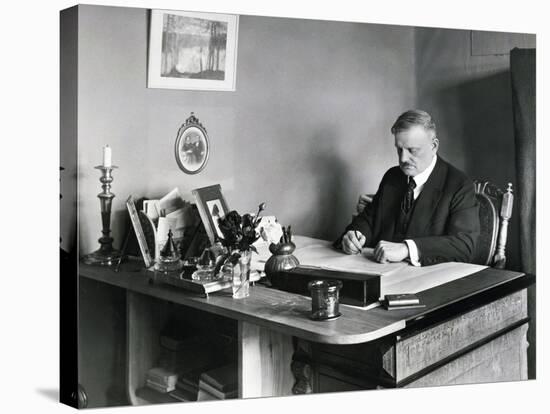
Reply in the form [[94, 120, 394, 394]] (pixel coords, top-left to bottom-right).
[[192, 184, 230, 244]]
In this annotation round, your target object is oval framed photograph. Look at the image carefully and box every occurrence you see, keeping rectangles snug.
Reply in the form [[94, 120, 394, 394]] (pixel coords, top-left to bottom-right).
[[174, 113, 210, 174]]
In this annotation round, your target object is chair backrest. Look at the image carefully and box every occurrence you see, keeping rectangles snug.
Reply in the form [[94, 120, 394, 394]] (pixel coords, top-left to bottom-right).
[[472, 181, 514, 268]]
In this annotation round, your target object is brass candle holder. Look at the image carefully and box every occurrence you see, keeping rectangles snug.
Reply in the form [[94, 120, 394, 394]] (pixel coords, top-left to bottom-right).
[[83, 165, 122, 266]]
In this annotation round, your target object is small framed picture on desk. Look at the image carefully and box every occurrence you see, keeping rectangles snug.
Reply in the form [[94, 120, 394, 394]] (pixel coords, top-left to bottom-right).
[[192, 184, 230, 244]]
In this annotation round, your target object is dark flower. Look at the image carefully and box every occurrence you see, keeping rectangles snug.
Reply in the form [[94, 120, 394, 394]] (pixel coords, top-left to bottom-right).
[[225, 210, 242, 228], [242, 213, 254, 228], [216, 203, 266, 252], [218, 210, 242, 248]]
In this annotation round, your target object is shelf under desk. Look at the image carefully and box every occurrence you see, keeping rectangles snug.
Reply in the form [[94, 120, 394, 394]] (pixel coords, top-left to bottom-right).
[[79, 260, 533, 401]]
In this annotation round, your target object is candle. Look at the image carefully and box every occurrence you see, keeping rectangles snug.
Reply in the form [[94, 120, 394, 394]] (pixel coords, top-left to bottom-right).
[[102, 145, 112, 167]]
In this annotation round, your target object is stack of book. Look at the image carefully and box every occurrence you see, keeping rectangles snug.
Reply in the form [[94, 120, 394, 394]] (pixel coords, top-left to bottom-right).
[[197, 364, 238, 401], [146, 367, 178, 393], [169, 371, 200, 402]]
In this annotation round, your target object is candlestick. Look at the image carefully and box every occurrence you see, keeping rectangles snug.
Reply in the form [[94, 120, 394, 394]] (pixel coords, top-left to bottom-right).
[[102, 145, 112, 167], [83, 165, 122, 266]]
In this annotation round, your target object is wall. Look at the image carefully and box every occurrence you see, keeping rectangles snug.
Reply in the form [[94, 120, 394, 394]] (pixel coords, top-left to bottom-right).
[[414, 28, 535, 271], [77, 5, 417, 254]]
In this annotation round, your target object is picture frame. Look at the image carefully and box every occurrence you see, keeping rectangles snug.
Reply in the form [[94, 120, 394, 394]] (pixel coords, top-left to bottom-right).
[[147, 9, 239, 91], [175, 113, 210, 174], [192, 184, 230, 244]]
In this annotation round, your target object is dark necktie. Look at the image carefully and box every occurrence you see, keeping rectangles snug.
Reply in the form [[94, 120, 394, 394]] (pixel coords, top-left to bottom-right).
[[402, 177, 417, 213]]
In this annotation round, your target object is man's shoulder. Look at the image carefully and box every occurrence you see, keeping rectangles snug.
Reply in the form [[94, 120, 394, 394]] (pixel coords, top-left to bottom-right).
[[381, 165, 404, 182]]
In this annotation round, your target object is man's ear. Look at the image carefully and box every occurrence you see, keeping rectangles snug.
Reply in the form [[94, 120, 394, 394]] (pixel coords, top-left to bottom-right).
[[432, 138, 439, 152]]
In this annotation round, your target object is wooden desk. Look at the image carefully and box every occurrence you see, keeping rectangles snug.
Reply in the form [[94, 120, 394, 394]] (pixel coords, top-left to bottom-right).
[[80, 262, 533, 402]]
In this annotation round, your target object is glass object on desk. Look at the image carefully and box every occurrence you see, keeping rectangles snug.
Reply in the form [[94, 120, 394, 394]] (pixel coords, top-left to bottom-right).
[[232, 250, 251, 299], [154, 229, 183, 274], [307, 279, 343, 320], [191, 247, 219, 281]]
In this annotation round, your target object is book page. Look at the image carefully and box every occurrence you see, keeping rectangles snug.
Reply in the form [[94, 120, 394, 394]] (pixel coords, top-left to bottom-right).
[[159, 188, 185, 216], [381, 262, 487, 295], [166, 207, 188, 229], [294, 242, 408, 276], [143, 199, 161, 220]]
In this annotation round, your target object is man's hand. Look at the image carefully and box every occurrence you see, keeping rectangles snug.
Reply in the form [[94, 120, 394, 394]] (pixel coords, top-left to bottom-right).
[[342, 230, 366, 255], [373, 240, 409, 263], [356, 194, 373, 214]]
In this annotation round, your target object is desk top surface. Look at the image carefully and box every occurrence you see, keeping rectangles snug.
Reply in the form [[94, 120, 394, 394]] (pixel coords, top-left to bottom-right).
[[79, 260, 530, 345]]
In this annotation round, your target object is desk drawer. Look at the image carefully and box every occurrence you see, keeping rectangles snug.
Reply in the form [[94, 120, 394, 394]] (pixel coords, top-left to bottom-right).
[[309, 289, 528, 387], [393, 289, 527, 382], [405, 323, 528, 387]]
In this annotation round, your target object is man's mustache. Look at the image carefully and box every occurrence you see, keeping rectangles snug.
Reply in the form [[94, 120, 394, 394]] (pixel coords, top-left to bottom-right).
[[400, 163, 416, 168]]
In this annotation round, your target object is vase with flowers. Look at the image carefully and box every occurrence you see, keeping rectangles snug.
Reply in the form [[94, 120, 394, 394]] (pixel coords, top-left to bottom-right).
[[217, 202, 266, 299]]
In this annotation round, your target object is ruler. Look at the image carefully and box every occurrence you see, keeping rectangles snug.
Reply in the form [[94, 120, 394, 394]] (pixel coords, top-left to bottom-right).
[[126, 195, 153, 268]]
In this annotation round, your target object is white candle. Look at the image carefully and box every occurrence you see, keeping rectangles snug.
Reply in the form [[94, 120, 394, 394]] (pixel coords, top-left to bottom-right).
[[102, 145, 112, 167]]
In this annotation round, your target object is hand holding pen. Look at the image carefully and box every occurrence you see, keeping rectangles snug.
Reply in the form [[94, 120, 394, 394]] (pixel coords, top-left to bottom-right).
[[342, 230, 367, 255]]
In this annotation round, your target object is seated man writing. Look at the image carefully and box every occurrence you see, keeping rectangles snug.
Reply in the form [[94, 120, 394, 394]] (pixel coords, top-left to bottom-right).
[[337, 109, 479, 266]]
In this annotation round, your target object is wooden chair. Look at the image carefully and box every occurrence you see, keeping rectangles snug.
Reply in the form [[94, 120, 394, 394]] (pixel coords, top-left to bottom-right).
[[472, 181, 514, 269]]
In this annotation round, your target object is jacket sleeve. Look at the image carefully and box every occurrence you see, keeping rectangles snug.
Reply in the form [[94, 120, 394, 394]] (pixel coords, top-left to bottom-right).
[[333, 178, 384, 249], [412, 181, 480, 265]]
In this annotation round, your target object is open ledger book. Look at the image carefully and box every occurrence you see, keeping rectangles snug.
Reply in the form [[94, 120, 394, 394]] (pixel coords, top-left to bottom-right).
[[253, 235, 487, 298]]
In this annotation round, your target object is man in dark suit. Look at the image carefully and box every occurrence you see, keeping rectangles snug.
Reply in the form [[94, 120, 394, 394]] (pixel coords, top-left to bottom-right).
[[339, 110, 479, 266]]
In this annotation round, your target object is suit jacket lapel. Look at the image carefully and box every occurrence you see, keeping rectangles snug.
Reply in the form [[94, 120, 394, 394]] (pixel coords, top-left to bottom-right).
[[406, 156, 447, 237]]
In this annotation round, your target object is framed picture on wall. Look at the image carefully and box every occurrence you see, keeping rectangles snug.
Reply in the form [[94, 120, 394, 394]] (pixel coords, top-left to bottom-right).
[[192, 184, 230, 244], [175, 113, 210, 174], [147, 9, 239, 91]]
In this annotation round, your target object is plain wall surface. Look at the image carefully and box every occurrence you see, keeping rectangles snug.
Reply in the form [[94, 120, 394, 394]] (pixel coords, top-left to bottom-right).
[[77, 5, 416, 254]]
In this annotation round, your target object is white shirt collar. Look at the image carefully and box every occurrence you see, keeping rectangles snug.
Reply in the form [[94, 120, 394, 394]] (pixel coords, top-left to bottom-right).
[[410, 154, 437, 189]]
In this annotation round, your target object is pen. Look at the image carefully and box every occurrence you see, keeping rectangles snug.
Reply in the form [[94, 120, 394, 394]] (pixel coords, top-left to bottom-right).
[[287, 225, 292, 242], [354, 230, 363, 253]]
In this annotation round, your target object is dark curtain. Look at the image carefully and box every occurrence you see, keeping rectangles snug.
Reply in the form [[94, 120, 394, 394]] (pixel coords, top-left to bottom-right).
[[510, 47, 536, 378]]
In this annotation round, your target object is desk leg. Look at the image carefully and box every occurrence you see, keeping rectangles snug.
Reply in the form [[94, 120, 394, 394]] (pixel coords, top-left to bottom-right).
[[291, 339, 314, 394], [238, 321, 294, 398]]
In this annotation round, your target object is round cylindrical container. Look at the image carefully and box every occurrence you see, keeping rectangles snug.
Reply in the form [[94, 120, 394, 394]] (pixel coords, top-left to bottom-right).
[[307, 279, 343, 320]]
